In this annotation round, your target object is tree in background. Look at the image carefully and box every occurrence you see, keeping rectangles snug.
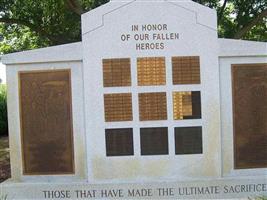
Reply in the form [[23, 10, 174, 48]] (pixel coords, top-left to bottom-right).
[[0, 0, 266, 54]]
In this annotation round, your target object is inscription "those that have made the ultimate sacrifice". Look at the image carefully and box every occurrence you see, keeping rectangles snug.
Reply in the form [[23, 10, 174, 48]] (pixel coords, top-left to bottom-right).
[[42, 183, 267, 199]]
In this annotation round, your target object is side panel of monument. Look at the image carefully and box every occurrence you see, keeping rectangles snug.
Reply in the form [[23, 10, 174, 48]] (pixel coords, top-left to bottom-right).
[[82, 0, 221, 183], [3, 43, 87, 182], [219, 39, 267, 178]]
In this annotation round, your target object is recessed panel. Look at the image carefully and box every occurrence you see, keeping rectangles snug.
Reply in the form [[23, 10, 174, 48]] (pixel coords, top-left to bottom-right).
[[19, 70, 74, 175], [139, 92, 167, 121], [140, 127, 168, 155], [105, 128, 134, 156], [173, 91, 201, 120], [104, 93, 133, 122], [103, 58, 131, 87], [137, 57, 166, 86], [172, 56, 200, 84], [232, 64, 267, 169], [175, 127, 202, 154]]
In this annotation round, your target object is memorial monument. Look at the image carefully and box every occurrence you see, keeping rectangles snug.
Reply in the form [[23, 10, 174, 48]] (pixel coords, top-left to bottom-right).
[[0, 0, 266, 199]]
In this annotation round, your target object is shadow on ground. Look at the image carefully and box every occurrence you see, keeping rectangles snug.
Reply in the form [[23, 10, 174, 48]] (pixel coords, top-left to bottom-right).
[[0, 136, 10, 183]]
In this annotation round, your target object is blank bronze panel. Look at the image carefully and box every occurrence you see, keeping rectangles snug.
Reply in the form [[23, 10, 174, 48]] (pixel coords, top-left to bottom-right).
[[173, 91, 201, 120], [140, 127, 168, 155], [137, 57, 166, 86], [232, 63, 267, 169], [19, 70, 74, 175], [172, 56, 200, 84], [139, 92, 167, 121], [104, 93, 133, 122], [105, 128, 134, 156], [175, 127, 202, 154], [103, 58, 131, 87]]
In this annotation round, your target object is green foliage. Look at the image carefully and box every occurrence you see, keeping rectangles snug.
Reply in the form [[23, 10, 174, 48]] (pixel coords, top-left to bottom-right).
[[0, 0, 109, 54], [249, 196, 267, 200], [0, 0, 83, 53], [0, 194, 8, 200], [0, 24, 49, 54], [0, 84, 8, 136], [0, 0, 266, 54], [193, 0, 267, 41]]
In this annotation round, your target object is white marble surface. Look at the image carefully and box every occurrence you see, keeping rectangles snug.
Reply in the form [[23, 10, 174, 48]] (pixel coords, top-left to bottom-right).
[[219, 56, 267, 178], [0, 63, 6, 83], [6, 61, 87, 182], [1, 177, 266, 199], [218, 39, 267, 57], [1, 42, 82, 65], [82, 0, 221, 183]]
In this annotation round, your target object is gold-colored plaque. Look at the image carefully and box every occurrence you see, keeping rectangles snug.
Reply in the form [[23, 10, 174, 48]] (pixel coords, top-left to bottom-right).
[[232, 63, 267, 169], [173, 91, 201, 120], [19, 70, 74, 175], [137, 57, 166, 86]]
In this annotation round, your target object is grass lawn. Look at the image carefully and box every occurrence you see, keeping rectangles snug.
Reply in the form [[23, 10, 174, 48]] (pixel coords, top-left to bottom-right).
[[0, 136, 10, 183]]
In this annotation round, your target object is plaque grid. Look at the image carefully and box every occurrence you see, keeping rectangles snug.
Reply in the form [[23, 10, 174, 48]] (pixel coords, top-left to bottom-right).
[[102, 56, 202, 156]]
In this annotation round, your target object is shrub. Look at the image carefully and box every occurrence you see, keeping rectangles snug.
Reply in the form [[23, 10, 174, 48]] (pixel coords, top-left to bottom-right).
[[0, 84, 8, 136], [249, 196, 267, 200]]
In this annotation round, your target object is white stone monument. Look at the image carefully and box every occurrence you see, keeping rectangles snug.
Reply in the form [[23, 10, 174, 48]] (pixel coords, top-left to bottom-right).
[[0, 0, 266, 199]]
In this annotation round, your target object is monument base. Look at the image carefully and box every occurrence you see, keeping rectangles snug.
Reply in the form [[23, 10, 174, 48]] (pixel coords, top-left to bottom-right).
[[1, 177, 266, 199]]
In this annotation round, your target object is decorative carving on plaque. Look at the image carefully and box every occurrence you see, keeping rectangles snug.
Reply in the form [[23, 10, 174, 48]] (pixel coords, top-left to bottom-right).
[[19, 70, 74, 175], [232, 64, 267, 169]]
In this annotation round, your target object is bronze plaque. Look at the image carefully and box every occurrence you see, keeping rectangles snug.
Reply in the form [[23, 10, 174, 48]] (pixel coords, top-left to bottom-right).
[[140, 127, 168, 155], [175, 127, 202, 155], [232, 64, 267, 169], [105, 128, 134, 156], [103, 58, 131, 87], [104, 93, 133, 122], [19, 70, 74, 175], [139, 92, 167, 121], [172, 56, 200, 85]]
